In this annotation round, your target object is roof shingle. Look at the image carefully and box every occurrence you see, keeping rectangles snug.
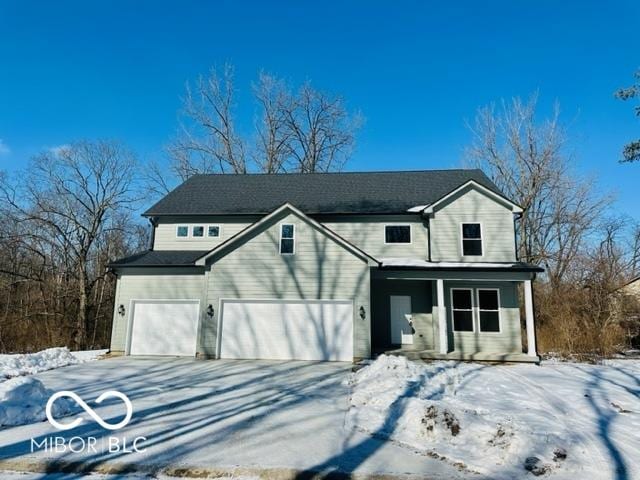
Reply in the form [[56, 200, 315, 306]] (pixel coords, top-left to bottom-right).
[[143, 169, 504, 216]]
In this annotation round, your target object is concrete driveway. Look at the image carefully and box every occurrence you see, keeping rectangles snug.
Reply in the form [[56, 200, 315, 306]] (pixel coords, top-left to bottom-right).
[[0, 357, 466, 479]]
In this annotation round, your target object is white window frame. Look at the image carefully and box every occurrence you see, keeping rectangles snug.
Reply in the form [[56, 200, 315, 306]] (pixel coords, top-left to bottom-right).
[[207, 224, 222, 238], [460, 222, 483, 257], [191, 225, 205, 238], [450, 288, 475, 333], [176, 225, 190, 239], [279, 223, 295, 255], [383, 224, 412, 245], [476, 288, 502, 334]]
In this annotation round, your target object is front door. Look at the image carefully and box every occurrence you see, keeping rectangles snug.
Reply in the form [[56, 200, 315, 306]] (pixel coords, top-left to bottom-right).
[[390, 295, 413, 345]]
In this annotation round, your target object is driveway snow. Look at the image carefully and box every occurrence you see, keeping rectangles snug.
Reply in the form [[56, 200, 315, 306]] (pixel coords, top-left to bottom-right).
[[0, 348, 107, 380], [346, 355, 640, 479], [0, 357, 466, 479]]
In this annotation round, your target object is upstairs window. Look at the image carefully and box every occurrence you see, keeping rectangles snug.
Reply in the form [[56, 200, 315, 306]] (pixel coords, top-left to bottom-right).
[[451, 289, 474, 332], [478, 289, 500, 332], [176, 226, 189, 238], [208, 225, 220, 238], [385, 225, 411, 244], [462, 223, 482, 256], [192, 226, 204, 237], [280, 224, 295, 255]]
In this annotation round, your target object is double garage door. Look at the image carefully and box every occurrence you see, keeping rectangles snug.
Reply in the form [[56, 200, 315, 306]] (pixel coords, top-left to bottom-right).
[[128, 299, 353, 361]]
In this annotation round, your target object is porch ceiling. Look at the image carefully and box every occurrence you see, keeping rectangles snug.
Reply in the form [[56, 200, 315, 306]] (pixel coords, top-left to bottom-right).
[[378, 257, 543, 273]]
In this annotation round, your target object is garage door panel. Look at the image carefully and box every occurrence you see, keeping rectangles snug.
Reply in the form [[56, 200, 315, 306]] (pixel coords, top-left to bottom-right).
[[129, 301, 199, 356], [220, 300, 353, 361]]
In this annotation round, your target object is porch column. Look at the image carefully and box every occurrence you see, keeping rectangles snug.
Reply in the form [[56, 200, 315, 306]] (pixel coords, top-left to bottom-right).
[[524, 279, 537, 357], [437, 279, 448, 354]]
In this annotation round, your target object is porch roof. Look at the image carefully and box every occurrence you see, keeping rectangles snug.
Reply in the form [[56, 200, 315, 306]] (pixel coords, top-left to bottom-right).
[[378, 258, 543, 273]]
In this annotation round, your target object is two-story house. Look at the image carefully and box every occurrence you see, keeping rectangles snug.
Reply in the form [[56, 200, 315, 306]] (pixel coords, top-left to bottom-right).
[[108, 169, 543, 362]]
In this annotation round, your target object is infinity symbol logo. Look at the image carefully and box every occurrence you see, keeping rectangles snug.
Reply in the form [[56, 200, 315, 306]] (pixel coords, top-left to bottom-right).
[[46, 390, 133, 431]]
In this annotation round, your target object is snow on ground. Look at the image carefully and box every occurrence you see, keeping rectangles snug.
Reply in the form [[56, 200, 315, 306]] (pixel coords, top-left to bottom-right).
[[0, 472, 258, 480], [0, 347, 107, 427], [0, 347, 107, 379], [345, 355, 640, 479]]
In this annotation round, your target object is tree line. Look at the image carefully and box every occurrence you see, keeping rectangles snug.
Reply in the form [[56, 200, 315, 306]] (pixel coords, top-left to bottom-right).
[[0, 64, 637, 355]]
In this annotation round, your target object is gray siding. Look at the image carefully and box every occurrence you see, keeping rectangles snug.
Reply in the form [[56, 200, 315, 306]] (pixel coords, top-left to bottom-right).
[[429, 186, 517, 262], [371, 279, 435, 350], [318, 214, 428, 260], [203, 211, 371, 359], [109, 268, 206, 353], [443, 281, 522, 354], [153, 215, 259, 251]]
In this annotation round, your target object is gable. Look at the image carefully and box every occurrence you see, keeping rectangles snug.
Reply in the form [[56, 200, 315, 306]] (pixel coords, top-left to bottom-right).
[[197, 204, 378, 266]]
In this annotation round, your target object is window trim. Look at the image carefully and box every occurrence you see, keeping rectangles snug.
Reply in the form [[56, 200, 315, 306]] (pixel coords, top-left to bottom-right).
[[176, 225, 190, 239], [450, 288, 475, 333], [476, 288, 502, 334], [279, 223, 296, 255], [460, 222, 483, 257], [207, 224, 222, 238], [383, 224, 412, 245], [191, 225, 205, 238]]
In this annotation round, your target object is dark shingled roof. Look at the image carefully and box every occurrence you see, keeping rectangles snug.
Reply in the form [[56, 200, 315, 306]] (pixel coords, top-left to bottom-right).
[[143, 169, 505, 216], [108, 250, 208, 268]]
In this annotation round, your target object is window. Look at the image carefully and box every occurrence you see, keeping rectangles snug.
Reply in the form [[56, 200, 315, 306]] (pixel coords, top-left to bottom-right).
[[176, 226, 189, 238], [478, 289, 500, 332], [192, 225, 204, 237], [208, 225, 220, 238], [280, 224, 295, 255], [385, 225, 411, 244], [451, 289, 474, 332], [462, 223, 482, 256]]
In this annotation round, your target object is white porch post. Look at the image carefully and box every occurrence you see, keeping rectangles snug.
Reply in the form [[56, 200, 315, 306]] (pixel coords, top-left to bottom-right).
[[524, 279, 537, 357], [437, 279, 448, 354]]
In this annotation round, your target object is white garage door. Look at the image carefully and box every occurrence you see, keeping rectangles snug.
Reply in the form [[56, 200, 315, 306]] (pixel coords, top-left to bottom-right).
[[219, 300, 353, 361], [129, 301, 199, 356]]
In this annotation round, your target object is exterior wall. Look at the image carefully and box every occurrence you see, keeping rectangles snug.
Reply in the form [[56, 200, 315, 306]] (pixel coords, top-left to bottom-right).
[[316, 214, 429, 260], [109, 268, 206, 353], [624, 279, 640, 297], [203, 211, 371, 359], [153, 215, 259, 251], [429, 186, 517, 262], [371, 279, 434, 350], [443, 281, 522, 354]]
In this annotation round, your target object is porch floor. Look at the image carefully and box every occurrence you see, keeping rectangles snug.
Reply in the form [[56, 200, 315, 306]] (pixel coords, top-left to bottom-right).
[[376, 348, 540, 364]]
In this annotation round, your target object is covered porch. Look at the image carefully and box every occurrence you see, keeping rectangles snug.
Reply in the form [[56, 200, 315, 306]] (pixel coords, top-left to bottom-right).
[[370, 260, 543, 363]]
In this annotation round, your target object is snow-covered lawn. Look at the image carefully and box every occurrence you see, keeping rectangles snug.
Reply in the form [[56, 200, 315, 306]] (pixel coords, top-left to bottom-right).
[[0, 347, 107, 428], [346, 355, 640, 479], [0, 347, 107, 379]]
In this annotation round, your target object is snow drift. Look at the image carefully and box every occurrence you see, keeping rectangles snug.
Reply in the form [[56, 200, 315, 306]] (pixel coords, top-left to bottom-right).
[[345, 355, 640, 479], [0, 376, 73, 427]]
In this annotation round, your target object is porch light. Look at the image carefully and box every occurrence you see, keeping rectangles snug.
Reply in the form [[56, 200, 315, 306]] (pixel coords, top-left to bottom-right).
[[207, 304, 214, 317], [118, 304, 125, 316], [359, 305, 366, 320]]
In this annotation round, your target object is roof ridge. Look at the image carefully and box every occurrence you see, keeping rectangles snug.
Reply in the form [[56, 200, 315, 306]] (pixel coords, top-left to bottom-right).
[[190, 168, 483, 177]]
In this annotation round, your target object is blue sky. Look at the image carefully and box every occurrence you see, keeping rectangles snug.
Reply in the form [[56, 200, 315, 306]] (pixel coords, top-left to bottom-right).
[[0, 1, 638, 217]]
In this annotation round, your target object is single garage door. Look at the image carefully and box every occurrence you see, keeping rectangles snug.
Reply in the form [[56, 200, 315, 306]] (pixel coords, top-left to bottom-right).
[[219, 299, 353, 361], [129, 300, 199, 356]]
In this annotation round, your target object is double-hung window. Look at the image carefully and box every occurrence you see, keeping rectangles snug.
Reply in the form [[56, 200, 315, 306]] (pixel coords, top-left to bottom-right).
[[451, 289, 474, 332], [280, 224, 295, 255], [461, 223, 482, 256], [477, 289, 500, 332]]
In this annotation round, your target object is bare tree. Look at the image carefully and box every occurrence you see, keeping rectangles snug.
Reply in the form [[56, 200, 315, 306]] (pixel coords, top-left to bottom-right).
[[168, 64, 247, 177], [614, 69, 640, 163], [149, 66, 362, 195], [0, 141, 139, 349], [252, 72, 292, 174], [281, 82, 362, 173], [466, 94, 611, 287]]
